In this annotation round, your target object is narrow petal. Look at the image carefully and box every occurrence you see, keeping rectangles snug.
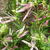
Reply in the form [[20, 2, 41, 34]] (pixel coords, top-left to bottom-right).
[[38, 18, 42, 20], [16, 3, 32, 13], [2, 47, 7, 50], [22, 8, 32, 21], [22, 40, 31, 47], [13, 46, 18, 48], [43, 16, 46, 18], [19, 31, 28, 38], [6, 37, 12, 41]]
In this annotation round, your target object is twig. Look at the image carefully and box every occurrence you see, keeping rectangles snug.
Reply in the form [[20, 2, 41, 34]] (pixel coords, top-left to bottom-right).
[[30, 46, 38, 50], [22, 40, 38, 50], [22, 40, 31, 47], [0, 16, 15, 19], [22, 8, 32, 22], [0, 19, 15, 24]]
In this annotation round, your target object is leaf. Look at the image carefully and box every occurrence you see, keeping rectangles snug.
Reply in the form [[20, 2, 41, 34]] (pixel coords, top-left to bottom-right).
[[0, 24, 8, 35], [38, 0, 42, 3], [48, 4, 50, 11], [17, 25, 25, 37], [39, 17, 50, 24]]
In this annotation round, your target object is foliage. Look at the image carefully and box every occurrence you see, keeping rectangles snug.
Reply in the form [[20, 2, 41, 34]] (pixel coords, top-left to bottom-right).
[[0, 0, 50, 50]]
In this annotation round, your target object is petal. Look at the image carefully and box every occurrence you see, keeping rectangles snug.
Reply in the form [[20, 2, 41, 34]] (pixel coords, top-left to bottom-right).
[[19, 31, 28, 38], [13, 46, 18, 48], [16, 3, 32, 13], [2, 47, 7, 50], [43, 16, 46, 18]]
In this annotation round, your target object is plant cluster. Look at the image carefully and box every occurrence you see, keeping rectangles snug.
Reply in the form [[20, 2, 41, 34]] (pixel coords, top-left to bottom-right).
[[0, 0, 50, 50]]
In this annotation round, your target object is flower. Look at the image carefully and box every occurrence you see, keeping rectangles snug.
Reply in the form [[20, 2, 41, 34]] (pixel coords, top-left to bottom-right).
[[45, 20, 48, 25], [16, 3, 33, 13], [33, 16, 37, 19], [43, 16, 46, 18], [2, 47, 7, 50], [38, 18, 42, 20], [6, 37, 12, 40], [13, 46, 18, 48]]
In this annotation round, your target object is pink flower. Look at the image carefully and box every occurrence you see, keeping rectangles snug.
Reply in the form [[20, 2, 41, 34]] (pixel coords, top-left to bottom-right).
[[19, 31, 28, 38], [31, 20, 35, 22], [13, 46, 18, 48], [43, 16, 46, 18], [38, 18, 42, 20], [21, 3, 32, 7], [6, 37, 12, 40], [2, 47, 7, 50], [45, 20, 48, 25], [16, 3, 32, 13], [33, 16, 37, 19]]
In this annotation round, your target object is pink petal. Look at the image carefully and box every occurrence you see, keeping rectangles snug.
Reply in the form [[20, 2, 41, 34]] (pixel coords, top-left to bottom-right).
[[13, 46, 18, 48], [6, 37, 12, 41], [45, 20, 48, 25], [19, 31, 28, 38], [43, 20, 48, 26], [2, 47, 7, 50], [16, 3, 32, 13], [21, 4, 30, 6], [38, 18, 42, 20], [33, 16, 37, 19], [43, 16, 46, 18]]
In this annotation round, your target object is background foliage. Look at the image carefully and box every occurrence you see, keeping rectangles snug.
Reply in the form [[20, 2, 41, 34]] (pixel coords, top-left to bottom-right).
[[0, 0, 50, 50]]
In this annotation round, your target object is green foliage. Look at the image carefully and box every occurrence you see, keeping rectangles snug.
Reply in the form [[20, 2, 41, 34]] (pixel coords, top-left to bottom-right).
[[0, 0, 50, 50]]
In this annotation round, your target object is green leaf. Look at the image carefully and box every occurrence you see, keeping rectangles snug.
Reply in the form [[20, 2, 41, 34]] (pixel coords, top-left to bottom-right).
[[40, 17, 50, 24], [48, 4, 50, 11]]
